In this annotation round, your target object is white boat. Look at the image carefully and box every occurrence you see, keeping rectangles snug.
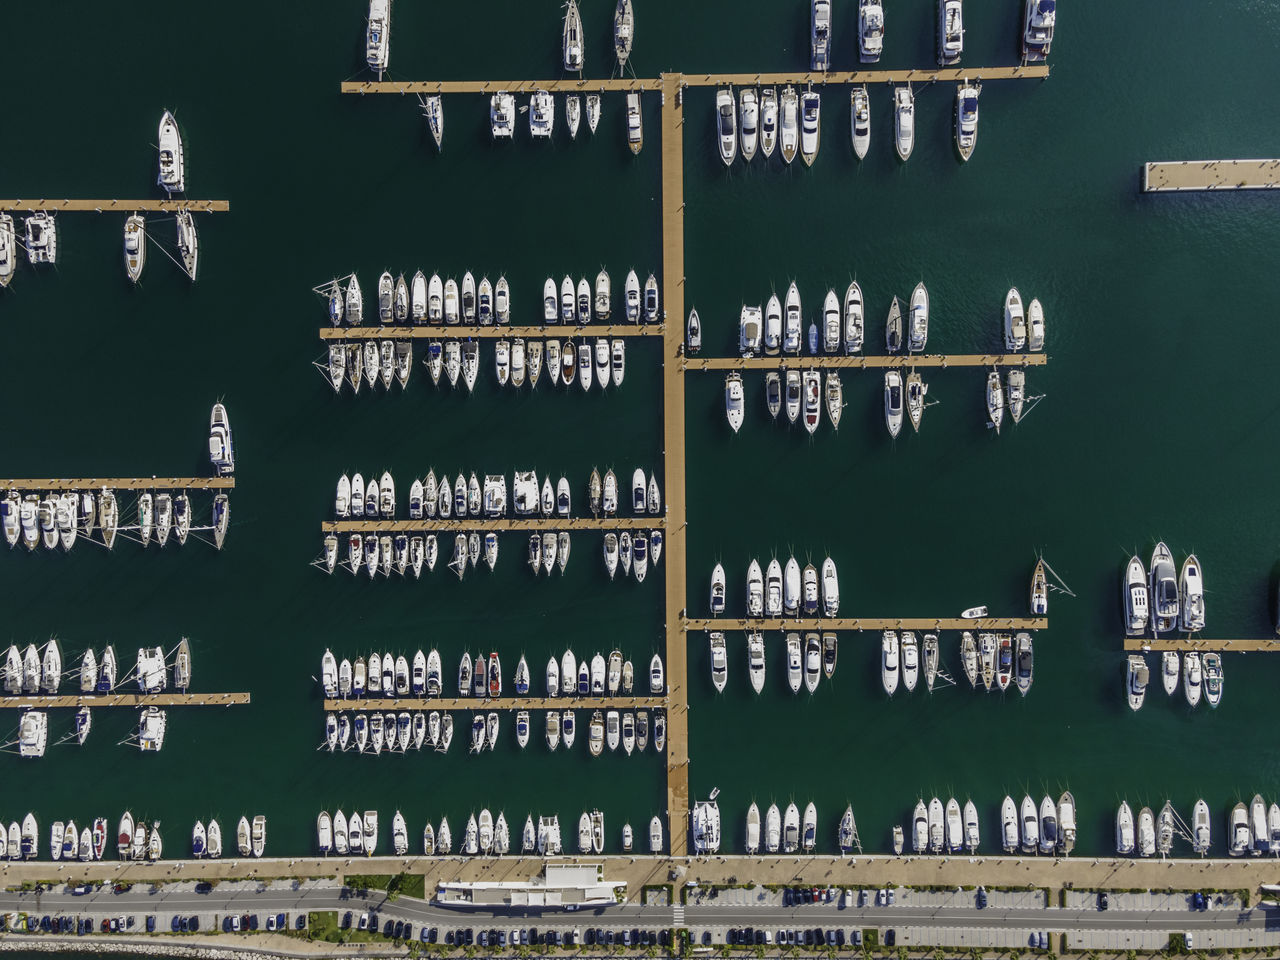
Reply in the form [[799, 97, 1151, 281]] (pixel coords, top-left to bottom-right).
[[563, 0, 584, 72], [366, 0, 390, 76], [803, 633, 821, 693], [157, 111, 185, 194], [1161, 649, 1179, 696], [1116, 801, 1135, 855], [1137, 806, 1155, 858], [1015, 632, 1033, 696], [650, 653, 664, 693], [850, 86, 870, 160], [1184, 651, 1202, 707], [740, 87, 759, 161], [821, 557, 839, 615], [644, 274, 660, 323], [611, 339, 625, 386], [1004, 287, 1027, 351], [1124, 555, 1150, 636], [955, 82, 979, 160], [802, 369, 821, 434], [1180, 554, 1206, 632], [624, 269, 641, 321], [1020, 795, 1039, 854], [937, 0, 964, 66], [738, 303, 762, 357], [799, 89, 820, 166], [716, 88, 737, 166], [1253, 794, 1269, 854], [626, 92, 643, 153], [495, 276, 510, 323], [614, 0, 634, 68], [587, 93, 601, 134], [908, 282, 929, 352], [783, 802, 801, 853], [1022, 0, 1056, 62], [811, 0, 831, 69], [747, 632, 766, 693], [530, 90, 555, 139], [491, 91, 515, 138], [1193, 799, 1211, 855], [649, 816, 663, 853], [123, 214, 146, 282], [986, 370, 1004, 433], [783, 556, 801, 615], [1150, 541, 1179, 634], [894, 85, 914, 161], [760, 87, 778, 158], [859, 0, 884, 62], [23, 213, 56, 265], [0, 214, 14, 288], [881, 631, 900, 695], [566, 94, 581, 138], [780, 85, 799, 164], [709, 562, 726, 614], [1127, 654, 1149, 711], [1158, 802, 1176, 857], [209, 403, 234, 475], [1028, 297, 1045, 350], [746, 559, 764, 617], [884, 370, 903, 438], [1000, 796, 1017, 852], [1204, 652, 1223, 708]]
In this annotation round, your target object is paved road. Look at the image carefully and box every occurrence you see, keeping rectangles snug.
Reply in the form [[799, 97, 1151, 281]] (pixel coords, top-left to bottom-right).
[[2, 882, 1278, 938]]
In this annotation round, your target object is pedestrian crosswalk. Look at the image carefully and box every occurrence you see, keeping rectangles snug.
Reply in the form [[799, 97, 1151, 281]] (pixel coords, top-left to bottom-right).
[[673, 905, 685, 924]]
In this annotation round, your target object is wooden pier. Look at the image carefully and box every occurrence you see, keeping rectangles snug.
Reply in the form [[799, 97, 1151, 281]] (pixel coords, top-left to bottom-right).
[[324, 696, 665, 712], [0, 200, 229, 213], [660, 72, 691, 858], [1122, 636, 1280, 653], [323, 517, 663, 534], [685, 617, 1048, 632], [1143, 159, 1280, 193], [0, 478, 235, 492], [319, 324, 665, 341], [685, 353, 1047, 371], [0, 693, 249, 708]]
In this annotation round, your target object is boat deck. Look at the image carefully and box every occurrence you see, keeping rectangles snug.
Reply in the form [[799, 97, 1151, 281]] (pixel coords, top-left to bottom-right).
[[686, 617, 1048, 632], [324, 696, 665, 712], [0, 478, 235, 491], [1143, 159, 1280, 192], [0, 200, 229, 212], [0, 693, 249, 708], [1122, 636, 1279, 652], [686, 353, 1047, 371], [320, 324, 665, 341], [323, 517, 662, 533]]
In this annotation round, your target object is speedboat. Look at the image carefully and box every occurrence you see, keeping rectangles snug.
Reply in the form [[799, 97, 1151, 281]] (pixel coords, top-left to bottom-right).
[[784, 369, 802, 424], [762, 559, 782, 617], [366, 0, 389, 76], [1137, 806, 1155, 858], [624, 269, 641, 321], [821, 557, 839, 615], [955, 82, 979, 160], [1039, 795, 1058, 854], [495, 275, 510, 322], [1230, 802, 1250, 856], [760, 87, 778, 158], [710, 562, 726, 614], [626, 92, 643, 153], [881, 631, 900, 695], [986, 370, 1004, 433], [843, 282, 864, 353], [850, 86, 870, 159], [799, 89, 820, 166], [740, 87, 759, 161], [859, 0, 884, 62], [937, 0, 963, 65], [802, 369, 821, 434], [1116, 801, 1135, 855], [763, 294, 782, 354], [765, 371, 782, 419], [784, 556, 801, 615], [157, 110, 185, 193], [747, 632, 766, 693], [1204, 652, 1223, 708], [1253, 794, 1269, 854], [995, 635, 1013, 690], [746, 559, 764, 617], [785, 633, 803, 693], [900, 632, 919, 692], [123, 214, 146, 282], [594, 268, 612, 320], [1162, 650, 1179, 696], [780, 86, 799, 164], [1000, 796, 1017, 852], [1149, 542, 1179, 634], [614, 0, 634, 68], [1022, 0, 1056, 62], [884, 370, 903, 438], [739, 303, 762, 356], [946, 798, 963, 853], [894, 85, 914, 161], [1004, 287, 1026, 351], [716, 88, 737, 166], [563, 0, 584, 72], [209, 402, 234, 475], [1124, 555, 1150, 635], [911, 800, 928, 853], [1184, 651, 1202, 707], [1015, 633, 1033, 695], [1180, 554, 1206, 631], [822, 289, 840, 352], [1126, 654, 1149, 711], [644, 273, 659, 322], [725, 372, 745, 433], [782, 803, 801, 854], [1028, 298, 1045, 350], [1191, 799, 1210, 854], [803, 633, 821, 693], [908, 282, 928, 352], [1020, 795, 1039, 854], [811, 0, 831, 71]]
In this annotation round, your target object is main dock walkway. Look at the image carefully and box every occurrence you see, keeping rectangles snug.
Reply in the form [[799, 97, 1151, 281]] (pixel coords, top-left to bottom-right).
[[686, 353, 1046, 371], [320, 324, 664, 341], [686, 617, 1048, 632], [1143, 159, 1280, 192], [323, 517, 662, 533], [0, 477, 236, 491], [0, 200, 229, 212], [0, 693, 249, 708]]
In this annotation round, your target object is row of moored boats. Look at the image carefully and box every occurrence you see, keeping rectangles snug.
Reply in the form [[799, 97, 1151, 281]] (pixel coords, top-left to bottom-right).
[[1122, 543, 1206, 637], [1, 488, 229, 552]]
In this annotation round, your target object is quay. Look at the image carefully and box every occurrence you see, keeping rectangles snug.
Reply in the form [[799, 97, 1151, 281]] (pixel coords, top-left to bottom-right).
[[660, 72, 691, 859], [324, 696, 665, 712], [1143, 159, 1280, 192], [685, 353, 1047, 371], [319, 324, 665, 341], [0, 199, 229, 212], [0, 693, 249, 708], [0, 477, 236, 491], [1123, 636, 1279, 652], [323, 517, 663, 534], [685, 617, 1048, 632]]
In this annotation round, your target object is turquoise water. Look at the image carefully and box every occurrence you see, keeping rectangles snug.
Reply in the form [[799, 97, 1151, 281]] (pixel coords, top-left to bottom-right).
[[3, 0, 1280, 860]]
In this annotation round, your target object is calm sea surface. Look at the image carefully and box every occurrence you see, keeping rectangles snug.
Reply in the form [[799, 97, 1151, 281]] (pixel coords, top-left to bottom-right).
[[4, 0, 1280, 862]]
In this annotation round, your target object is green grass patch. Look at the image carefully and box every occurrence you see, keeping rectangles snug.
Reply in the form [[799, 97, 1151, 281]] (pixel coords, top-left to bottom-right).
[[345, 872, 425, 901], [862, 930, 879, 950]]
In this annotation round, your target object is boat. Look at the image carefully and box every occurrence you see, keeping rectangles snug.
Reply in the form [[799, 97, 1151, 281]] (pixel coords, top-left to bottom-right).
[[495, 276, 510, 322], [905, 372, 926, 431], [944, 798, 963, 853], [563, 0, 584, 72], [996, 635, 1013, 690], [1150, 542, 1179, 634], [686, 308, 701, 354], [1184, 651, 1202, 707], [1126, 654, 1149, 710], [859, 0, 884, 62], [894, 85, 914, 161], [881, 631, 900, 695], [780, 86, 799, 164], [964, 799, 980, 852], [811, 0, 831, 70], [782, 802, 801, 853], [123, 214, 146, 282], [0, 214, 13, 288], [764, 371, 782, 419], [614, 0, 634, 67], [530, 89, 555, 138], [911, 800, 928, 854], [1022, 0, 1056, 62], [1204, 652, 1223, 707], [1116, 801, 1135, 855], [157, 110, 185, 194], [740, 89, 761, 162], [23, 213, 56, 265], [955, 82, 979, 160], [986, 370, 1004, 433], [850, 86, 870, 159], [716, 88, 737, 166], [644, 274, 660, 323], [1158, 802, 1176, 857], [566, 94, 581, 138], [1004, 288, 1027, 351], [491, 91, 515, 138], [884, 370, 904, 437], [1137, 806, 1155, 858], [922, 633, 937, 691], [209, 402, 234, 476], [764, 559, 783, 617], [1123, 555, 1150, 635], [1192, 799, 1211, 854], [1015, 633, 1033, 695], [799, 89, 821, 166], [1229, 802, 1250, 856], [1000, 796, 1017, 852], [1180, 554, 1206, 632], [745, 632, 765, 694], [649, 816, 663, 853], [760, 87, 778, 158], [801, 632, 821, 693], [937, 0, 964, 65], [885, 295, 902, 352], [650, 653, 665, 693], [626, 92, 643, 153], [802, 369, 821, 434], [900, 632, 920, 692], [961, 632, 978, 687], [1020, 795, 1039, 854]]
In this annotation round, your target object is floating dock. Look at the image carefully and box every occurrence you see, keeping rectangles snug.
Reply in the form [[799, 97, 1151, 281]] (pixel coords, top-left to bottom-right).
[[320, 324, 665, 341], [1143, 160, 1280, 193], [685, 617, 1048, 632], [0, 200, 229, 212], [0, 693, 249, 708], [0, 478, 235, 491], [323, 517, 662, 534], [324, 696, 665, 712], [685, 353, 1047, 371], [1122, 636, 1278, 653], [660, 72, 691, 859]]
